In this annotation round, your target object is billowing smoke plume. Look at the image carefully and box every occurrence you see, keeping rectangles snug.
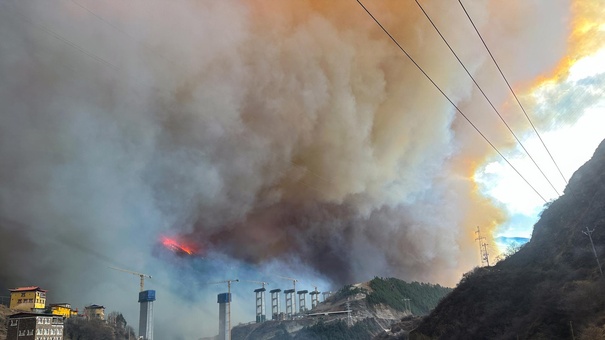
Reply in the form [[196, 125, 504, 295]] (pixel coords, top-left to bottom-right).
[[0, 0, 576, 338]]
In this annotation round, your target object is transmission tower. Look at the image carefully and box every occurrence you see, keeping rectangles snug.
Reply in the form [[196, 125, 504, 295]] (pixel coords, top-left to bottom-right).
[[403, 298, 411, 314], [346, 299, 352, 327], [475, 226, 490, 267], [583, 227, 603, 277]]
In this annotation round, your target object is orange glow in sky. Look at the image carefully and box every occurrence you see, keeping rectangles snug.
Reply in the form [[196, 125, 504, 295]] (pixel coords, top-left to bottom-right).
[[530, 0, 605, 89]]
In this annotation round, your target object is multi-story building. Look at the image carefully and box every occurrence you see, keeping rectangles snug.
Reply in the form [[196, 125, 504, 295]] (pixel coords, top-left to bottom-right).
[[7, 312, 64, 340], [84, 304, 105, 320], [9, 287, 47, 311], [50, 303, 77, 319]]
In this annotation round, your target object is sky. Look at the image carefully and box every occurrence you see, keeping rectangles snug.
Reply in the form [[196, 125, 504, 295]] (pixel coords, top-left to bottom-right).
[[0, 0, 604, 338], [477, 46, 605, 250]]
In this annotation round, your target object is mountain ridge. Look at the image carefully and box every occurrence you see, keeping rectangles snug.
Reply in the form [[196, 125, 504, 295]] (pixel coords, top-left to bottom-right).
[[409, 138, 605, 339]]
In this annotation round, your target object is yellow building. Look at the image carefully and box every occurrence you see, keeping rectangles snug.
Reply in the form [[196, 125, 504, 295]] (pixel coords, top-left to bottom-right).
[[9, 286, 47, 311], [50, 303, 75, 318]]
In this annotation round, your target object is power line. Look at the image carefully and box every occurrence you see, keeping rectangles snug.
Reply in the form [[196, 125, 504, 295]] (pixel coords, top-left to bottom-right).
[[0, 2, 120, 72], [5, 0, 550, 203], [1, 2, 174, 106], [457, 0, 569, 186], [354, 0, 548, 203], [414, 0, 561, 197], [66, 0, 178, 68]]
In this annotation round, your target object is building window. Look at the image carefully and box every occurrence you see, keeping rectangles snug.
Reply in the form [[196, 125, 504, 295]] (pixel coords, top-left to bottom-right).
[[21, 293, 26, 297], [9, 319, 17, 326]]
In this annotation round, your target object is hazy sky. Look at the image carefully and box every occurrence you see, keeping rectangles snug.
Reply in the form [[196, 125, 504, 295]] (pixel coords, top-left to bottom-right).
[[1, 0, 603, 338]]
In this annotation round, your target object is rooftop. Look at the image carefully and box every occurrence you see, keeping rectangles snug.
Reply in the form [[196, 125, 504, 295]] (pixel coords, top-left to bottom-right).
[[8, 312, 57, 319], [85, 304, 105, 309], [49, 303, 71, 307], [9, 286, 47, 293]]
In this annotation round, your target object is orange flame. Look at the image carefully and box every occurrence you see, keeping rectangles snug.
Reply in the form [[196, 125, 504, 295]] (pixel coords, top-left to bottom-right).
[[160, 236, 197, 255]]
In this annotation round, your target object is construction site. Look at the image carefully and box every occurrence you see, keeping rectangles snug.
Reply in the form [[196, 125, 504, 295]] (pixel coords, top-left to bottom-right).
[[208, 276, 335, 340], [1, 266, 451, 340]]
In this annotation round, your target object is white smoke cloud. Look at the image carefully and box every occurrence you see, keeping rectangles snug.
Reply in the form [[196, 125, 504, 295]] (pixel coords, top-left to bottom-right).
[[0, 0, 575, 337]]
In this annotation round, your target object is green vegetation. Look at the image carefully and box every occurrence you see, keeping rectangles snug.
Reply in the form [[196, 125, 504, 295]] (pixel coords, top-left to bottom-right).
[[366, 277, 452, 315], [330, 284, 368, 302]]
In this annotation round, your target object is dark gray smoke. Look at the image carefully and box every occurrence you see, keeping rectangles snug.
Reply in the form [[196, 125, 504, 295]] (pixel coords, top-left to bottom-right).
[[0, 0, 574, 337]]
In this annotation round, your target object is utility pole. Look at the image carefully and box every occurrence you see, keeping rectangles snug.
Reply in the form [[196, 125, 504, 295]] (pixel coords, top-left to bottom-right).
[[582, 227, 603, 277], [475, 226, 490, 267], [482, 242, 490, 267]]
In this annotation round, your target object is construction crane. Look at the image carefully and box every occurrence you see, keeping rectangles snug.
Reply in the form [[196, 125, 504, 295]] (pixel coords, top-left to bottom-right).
[[208, 279, 239, 294], [243, 280, 269, 288], [278, 275, 298, 290], [208, 279, 239, 340], [109, 266, 151, 292]]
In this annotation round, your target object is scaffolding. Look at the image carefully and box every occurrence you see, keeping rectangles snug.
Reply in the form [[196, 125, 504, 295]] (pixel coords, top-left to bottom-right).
[[270, 289, 281, 320], [284, 289, 295, 319]]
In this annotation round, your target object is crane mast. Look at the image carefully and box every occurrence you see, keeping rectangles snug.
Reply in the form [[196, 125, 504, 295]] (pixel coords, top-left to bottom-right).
[[109, 266, 155, 340], [208, 279, 239, 340]]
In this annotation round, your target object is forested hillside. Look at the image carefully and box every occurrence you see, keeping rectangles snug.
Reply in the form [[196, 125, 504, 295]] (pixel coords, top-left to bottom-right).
[[410, 139, 605, 340], [366, 278, 452, 315]]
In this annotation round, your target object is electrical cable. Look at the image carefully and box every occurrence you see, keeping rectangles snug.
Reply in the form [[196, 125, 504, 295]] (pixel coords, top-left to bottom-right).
[[355, 0, 548, 203], [67, 0, 178, 68], [1, 3, 120, 72], [414, 0, 561, 197], [458, 0, 569, 185]]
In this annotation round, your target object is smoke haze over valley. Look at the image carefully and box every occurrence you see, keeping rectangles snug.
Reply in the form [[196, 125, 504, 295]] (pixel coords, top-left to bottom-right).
[[1, 1, 604, 338]]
